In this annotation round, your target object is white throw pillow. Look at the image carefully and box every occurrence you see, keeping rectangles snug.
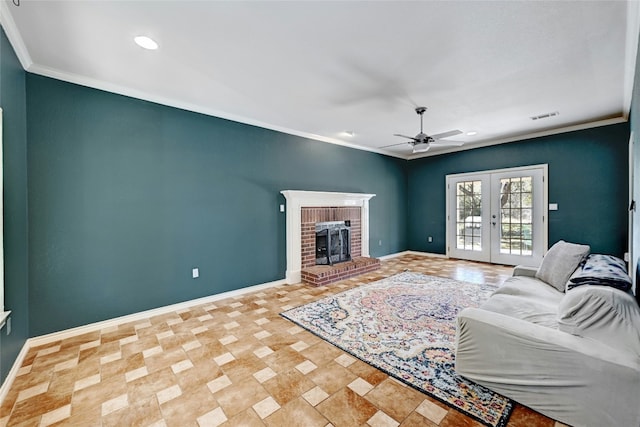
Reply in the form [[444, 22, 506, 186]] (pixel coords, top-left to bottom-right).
[[535, 240, 590, 292]]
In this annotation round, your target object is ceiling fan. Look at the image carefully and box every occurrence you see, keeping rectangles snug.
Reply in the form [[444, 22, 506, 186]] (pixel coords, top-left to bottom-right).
[[382, 107, 464, 153]]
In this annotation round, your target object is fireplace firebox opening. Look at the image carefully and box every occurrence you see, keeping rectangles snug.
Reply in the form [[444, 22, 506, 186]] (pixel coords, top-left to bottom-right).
[[315, 221, 351, 265]]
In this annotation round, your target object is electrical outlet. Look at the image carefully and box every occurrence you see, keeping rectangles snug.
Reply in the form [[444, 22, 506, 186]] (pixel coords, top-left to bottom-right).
[[280, 204, 285, 212], [428, 236, 433, 243], [192, 268, 199, 279], [378, 240, 382, 246]]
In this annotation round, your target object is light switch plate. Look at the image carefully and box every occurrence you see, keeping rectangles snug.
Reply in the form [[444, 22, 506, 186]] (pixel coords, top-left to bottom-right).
[[192, 268, 199, 279], [280, 204, 285, 212]]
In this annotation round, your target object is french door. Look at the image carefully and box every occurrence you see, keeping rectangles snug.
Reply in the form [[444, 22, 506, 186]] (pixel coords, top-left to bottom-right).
[[446, 165, 547, 266]]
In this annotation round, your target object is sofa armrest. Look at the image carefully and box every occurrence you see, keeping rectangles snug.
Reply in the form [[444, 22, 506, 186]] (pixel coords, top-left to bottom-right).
[[456, 307, 639, 368], [512, 265, 538, 277], [455, 307, 640, 427]]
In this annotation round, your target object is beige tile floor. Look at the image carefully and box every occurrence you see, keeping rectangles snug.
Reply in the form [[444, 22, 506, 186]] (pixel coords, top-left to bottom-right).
[[0, 255, 567, 426]]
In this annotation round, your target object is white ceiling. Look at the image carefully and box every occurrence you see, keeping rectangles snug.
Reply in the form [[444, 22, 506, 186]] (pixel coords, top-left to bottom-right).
[[1, 1, 638, 159]]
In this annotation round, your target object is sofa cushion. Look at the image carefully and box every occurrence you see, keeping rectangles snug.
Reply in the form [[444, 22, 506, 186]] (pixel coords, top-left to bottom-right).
[[558, 285, 640, 355], [535, 240, 590, 292], [481, 293, 559, 328], [494, 275, 565, 302], [482, 276, 563, 328], [567, 254, 632, 292]]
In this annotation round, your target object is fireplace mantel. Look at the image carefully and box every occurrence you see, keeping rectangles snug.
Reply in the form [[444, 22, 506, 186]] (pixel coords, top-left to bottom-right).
[[281, 190, 376, 284]]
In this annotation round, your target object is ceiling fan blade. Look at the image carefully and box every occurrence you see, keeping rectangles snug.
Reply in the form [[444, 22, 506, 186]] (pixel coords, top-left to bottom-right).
[[379, 141, 411, 149], [430, 130, 463, 140], [429, 140, 465, 147], [393, 133, 417, 140]]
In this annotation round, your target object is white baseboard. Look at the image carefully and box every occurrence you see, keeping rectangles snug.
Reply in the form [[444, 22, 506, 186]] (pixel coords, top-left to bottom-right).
[[377, 250, 448, 260], [0, 277, 288, 406], [0, 340, 30, 407], [405, 250, 448, 258], [29, 278, 288, 348]]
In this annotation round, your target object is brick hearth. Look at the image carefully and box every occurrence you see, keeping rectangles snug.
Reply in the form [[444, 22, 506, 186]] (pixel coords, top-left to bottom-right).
[[301, 256, 381, 287]]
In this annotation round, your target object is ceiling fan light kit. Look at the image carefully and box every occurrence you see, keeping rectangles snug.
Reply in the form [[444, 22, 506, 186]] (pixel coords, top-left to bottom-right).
[[412, 143, 431, 153]]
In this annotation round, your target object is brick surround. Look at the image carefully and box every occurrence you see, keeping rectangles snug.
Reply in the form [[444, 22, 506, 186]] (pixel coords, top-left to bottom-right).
[[300, 206, 379, 286], [301, 207, 362, 268]]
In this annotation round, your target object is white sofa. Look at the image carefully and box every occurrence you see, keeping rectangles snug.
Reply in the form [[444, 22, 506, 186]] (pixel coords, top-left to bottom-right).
[[455, 259, 640, 427]]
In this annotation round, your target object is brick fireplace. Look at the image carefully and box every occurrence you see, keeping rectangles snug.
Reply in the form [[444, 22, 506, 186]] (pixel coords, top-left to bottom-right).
[[281, 190, 380, 286]]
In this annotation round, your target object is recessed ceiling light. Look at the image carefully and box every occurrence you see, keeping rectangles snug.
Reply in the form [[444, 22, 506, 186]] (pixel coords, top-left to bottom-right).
[[134, 36, 158, 50], [466, 131, 478, 136]]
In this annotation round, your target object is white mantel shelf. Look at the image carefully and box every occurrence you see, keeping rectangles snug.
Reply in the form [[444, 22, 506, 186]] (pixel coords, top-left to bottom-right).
[[281, 190, 376, 284]]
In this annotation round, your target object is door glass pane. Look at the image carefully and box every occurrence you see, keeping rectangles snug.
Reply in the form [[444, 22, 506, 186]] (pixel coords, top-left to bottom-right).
[[499, 177, 533, 256], [456, 180, 482, 251]]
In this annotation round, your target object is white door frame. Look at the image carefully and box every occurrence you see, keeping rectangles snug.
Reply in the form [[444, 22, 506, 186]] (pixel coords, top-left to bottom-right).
[[446, 174, 491, 263], [446, 164, 549, 266], [629, 132, 636, 293], [489, 167, 545, 266]]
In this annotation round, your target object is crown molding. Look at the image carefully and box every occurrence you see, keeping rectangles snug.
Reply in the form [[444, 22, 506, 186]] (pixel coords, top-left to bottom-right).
[[0, 1, 32, 70], [623, 0, 640, 120], [407, 116, 628, 160], [26, 61, 407, 160], [10, 60, 633, 164]]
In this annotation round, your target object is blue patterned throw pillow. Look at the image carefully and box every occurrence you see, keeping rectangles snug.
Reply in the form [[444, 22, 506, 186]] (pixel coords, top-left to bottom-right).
[[567, 254, 632, 291]]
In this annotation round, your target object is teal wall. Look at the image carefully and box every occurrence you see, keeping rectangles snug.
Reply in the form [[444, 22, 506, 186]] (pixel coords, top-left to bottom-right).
[[0, 28, 29, 383], [26, 75, 408, 336], [407, 123, 630, 257]]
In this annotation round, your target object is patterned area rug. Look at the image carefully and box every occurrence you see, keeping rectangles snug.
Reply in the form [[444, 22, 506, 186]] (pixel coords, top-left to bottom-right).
[[281, 272, 513, 427]]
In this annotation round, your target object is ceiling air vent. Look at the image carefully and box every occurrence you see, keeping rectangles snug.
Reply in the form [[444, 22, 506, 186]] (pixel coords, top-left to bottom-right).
[[530, 111, 560, 121]]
